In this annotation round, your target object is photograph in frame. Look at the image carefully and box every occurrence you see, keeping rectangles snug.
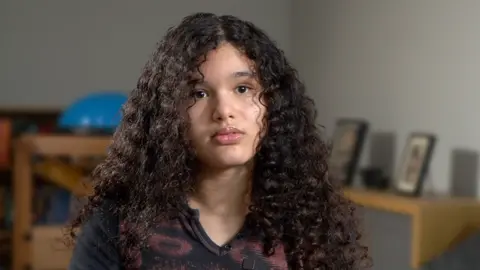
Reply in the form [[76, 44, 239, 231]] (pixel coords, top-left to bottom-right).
[[328, 119, 369, 186], [394, 133, 436, 196]]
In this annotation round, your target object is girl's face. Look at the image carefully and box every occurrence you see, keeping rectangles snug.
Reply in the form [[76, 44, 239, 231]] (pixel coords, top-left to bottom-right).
[[187, 43, 266, 170]]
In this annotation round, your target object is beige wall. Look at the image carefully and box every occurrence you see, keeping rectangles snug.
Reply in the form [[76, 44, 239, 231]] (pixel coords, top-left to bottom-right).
[[292, 0, 480, 196], [0, 0, 292, 107], [4, 1, 480, 196]]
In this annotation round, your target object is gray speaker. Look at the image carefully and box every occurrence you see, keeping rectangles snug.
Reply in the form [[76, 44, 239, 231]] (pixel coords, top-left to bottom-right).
[[368, 132, 396, 178], [450, 148, 478, 198]]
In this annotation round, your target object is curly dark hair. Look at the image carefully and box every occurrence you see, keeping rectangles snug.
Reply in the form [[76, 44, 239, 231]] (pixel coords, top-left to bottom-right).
[[69, 12, 370, 269]]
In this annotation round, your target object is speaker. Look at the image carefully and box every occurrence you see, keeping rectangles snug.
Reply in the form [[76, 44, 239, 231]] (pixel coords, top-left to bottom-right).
[[450, 148, 478, 198]]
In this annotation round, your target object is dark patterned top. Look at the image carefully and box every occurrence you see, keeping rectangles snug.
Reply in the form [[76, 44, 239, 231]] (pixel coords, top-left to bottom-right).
[[68, 203, 288, 270]]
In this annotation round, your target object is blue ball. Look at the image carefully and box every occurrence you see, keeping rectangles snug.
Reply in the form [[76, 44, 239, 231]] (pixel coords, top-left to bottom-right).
[[58, 91, 128, 132]]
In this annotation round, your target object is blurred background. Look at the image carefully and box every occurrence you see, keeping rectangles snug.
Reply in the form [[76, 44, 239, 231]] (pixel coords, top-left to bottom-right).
[[2, 1, 480, 270]]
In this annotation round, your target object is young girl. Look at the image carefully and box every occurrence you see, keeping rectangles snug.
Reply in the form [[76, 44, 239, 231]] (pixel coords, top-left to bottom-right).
[[68, 12, 370, 270]]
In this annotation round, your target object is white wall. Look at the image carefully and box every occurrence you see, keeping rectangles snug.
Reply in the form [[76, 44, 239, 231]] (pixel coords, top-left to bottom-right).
[[292, 1, 480, 196], [6, 1, 479, 196], [0, 0, 292, 107]]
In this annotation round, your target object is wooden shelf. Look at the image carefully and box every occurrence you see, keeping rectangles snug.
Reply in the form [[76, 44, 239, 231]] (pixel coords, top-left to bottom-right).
[[12, 134, 111, 270], [17, 134, 112, 156], [0, 106, 62, 114], [344, 188, 480, 269], [12, 134, 480, 269]]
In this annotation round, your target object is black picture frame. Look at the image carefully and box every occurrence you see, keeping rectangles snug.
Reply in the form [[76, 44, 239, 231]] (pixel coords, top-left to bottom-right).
[[328, 118, 369, 186], [393, 133, 436, 197]]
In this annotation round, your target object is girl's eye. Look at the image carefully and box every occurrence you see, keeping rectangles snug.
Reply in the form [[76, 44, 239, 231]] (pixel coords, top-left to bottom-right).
[[192, 90, 208, 99], [236, 85, 250, 94]]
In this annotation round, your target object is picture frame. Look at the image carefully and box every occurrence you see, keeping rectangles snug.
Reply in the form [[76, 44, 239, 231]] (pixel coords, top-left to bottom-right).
[[393, 133, 436, 197], [328, 118, 369, 186]]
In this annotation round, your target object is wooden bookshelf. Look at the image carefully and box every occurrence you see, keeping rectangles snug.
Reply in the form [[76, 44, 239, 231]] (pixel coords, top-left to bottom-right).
[[0, 107, 61, 172], [12, 134, 110, 270], [11, 134, 480, 269], [344, 188, 480, 269]]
